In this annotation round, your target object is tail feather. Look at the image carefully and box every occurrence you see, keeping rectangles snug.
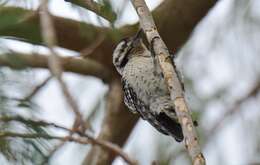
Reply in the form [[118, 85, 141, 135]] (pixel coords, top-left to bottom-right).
[[156, 112, 184, 142]]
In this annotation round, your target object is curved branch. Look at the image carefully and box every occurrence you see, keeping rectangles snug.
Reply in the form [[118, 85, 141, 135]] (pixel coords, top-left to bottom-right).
[[0, 52, 111, 82]]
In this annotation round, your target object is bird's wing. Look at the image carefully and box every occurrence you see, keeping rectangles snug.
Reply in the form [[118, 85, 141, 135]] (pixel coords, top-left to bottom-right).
[[121, 78, 171, 136], [122, 77, 157, 119], [121, 78, 139, 114]]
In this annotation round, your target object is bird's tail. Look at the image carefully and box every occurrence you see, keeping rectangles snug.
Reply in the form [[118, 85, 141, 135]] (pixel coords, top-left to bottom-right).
[[156, 112, 184, 142]]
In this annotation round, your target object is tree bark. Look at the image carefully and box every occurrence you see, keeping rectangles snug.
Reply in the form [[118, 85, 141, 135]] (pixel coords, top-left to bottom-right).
[[0, 53, 111, 82], [83, 80, 138, 165]]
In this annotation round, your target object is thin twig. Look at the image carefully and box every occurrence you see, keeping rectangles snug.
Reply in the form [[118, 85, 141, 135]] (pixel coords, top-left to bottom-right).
[[0, 132, 136, 164], [205, 81, 260, 146], [0, 116, 137, 165], [130, 0, 205, 164], [23, 75, 52, 101], [39, 0, 89, 132], [0, 131, 64, 139]]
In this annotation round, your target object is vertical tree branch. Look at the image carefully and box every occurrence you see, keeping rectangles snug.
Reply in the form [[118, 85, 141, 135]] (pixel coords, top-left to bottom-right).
[[83, 80, 138, 165], [130, 0, 205, 165], [39, 0, 87, 131]]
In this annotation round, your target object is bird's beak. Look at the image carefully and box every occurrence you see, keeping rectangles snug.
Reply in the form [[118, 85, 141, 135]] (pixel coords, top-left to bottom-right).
[[132, 29, 143, 46], [134, 29, 143, 40]]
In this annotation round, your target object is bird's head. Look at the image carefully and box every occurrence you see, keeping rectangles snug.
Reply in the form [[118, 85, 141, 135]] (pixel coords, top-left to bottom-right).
[[112, 29, 148, 75]]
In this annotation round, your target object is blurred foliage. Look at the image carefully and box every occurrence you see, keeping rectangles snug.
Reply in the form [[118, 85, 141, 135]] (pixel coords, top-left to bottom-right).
[[66, 0, 117, 23], [98, 0, 117, 24], [0, 6, 42, 45], [0, 64, 51, 163]]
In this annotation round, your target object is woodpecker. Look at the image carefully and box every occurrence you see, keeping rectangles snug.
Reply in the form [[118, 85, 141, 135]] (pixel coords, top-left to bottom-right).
[[112, 30, 184, 142]]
